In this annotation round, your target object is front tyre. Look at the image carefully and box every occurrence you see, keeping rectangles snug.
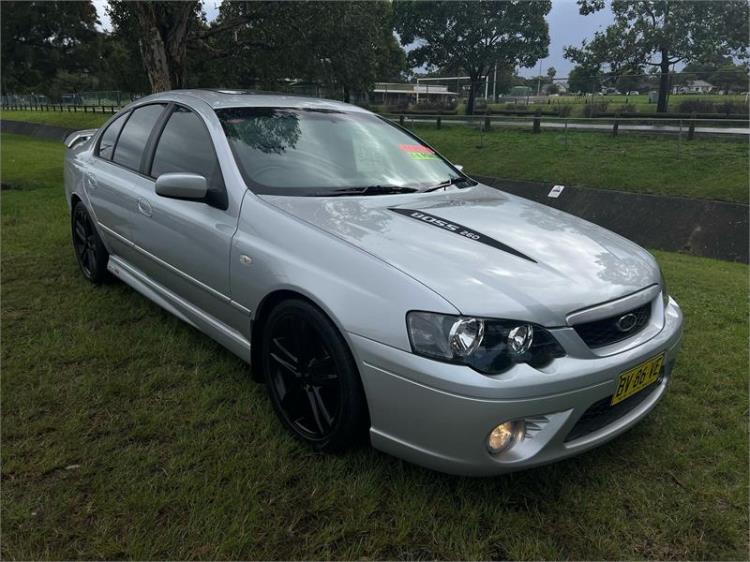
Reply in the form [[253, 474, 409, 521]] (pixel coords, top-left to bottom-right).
[[261, 299, 369, 452], [71, 201, 110, 284]]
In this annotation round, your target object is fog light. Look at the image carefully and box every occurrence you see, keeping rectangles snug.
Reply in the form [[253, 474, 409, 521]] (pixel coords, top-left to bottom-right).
[[487, 420, 525, 454], [507, 324, 534, 355]]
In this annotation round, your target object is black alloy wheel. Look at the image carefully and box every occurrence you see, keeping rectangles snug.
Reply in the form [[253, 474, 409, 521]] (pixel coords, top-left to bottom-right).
[[72, 201, 110, 284], [262, 299, 369, 452]]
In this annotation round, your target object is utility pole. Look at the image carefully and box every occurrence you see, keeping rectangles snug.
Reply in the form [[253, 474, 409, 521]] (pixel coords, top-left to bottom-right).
[[536, 60, 542, 96], [492, 62, 497, 101]]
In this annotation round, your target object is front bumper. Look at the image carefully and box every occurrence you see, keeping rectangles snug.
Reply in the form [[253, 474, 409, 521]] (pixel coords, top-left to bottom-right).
[[351, 298, 683, 476]]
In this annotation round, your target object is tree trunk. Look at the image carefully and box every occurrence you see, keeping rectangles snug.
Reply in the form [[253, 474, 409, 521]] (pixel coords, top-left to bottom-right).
[[342, 86, 350, 103], [132, 2, 196, 93], [466, 76, 480, 116], [656, 49, 670, 113]]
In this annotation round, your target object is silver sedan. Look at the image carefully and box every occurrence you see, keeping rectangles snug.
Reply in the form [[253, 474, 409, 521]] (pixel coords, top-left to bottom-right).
[[64, 90, 683, 476]]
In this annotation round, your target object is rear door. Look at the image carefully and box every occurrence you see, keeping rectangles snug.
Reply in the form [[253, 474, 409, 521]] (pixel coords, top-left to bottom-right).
[[127, 104, 241, 328], [86, 104, 167, 259]]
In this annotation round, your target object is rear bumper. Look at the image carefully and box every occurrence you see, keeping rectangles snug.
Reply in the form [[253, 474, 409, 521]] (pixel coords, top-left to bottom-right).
[[351, 298, 683, 476]]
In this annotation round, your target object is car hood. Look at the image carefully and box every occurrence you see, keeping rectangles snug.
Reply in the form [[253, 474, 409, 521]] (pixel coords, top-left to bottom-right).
[[261, 184, 659, 326]]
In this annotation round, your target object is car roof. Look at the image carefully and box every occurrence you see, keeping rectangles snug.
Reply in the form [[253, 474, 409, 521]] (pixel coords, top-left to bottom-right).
[[133, 89, 371, 113]]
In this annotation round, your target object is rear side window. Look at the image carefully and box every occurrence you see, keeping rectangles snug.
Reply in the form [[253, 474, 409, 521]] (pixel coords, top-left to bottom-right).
[[113, 104, 166, 171], [151, 106, 226, 208], [97, 112, 128, 160]]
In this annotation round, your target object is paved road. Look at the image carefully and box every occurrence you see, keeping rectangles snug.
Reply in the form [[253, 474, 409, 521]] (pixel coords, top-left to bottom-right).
[[397, 117, 749, 136]]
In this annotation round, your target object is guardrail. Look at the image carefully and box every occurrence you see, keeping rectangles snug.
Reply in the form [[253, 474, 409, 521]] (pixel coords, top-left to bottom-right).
[[383, 113, 750, 138]]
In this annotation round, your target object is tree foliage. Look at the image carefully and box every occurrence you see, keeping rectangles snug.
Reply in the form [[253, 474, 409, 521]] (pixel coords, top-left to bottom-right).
[[1, 1, 100, 95], [567, 65, 601, 94], [565, 0, 749, 112], [394, 0, 551, 114], [107, 0, 404, 98]]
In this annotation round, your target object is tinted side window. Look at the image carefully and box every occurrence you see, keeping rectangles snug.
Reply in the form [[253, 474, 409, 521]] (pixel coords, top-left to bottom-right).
[[97, 112, 128, 160], [151, 106, 226, 208], [151, 107, 222, 187], [113, 104, 165, 171]]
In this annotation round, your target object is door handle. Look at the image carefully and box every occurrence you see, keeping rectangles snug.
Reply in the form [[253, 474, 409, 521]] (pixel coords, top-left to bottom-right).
[[137, 198, 153, 217]]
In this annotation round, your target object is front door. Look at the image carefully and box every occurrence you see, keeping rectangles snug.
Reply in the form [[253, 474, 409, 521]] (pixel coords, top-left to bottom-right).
[[127, 105, 241, 329]]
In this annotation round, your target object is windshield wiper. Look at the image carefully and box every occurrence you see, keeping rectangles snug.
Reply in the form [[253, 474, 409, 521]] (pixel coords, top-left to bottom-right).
[[314, 185, 419, 197], [422, 177, 472, 193]]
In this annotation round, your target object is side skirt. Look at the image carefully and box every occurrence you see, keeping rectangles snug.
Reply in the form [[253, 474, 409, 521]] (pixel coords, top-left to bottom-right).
[[107, 254, 252, 364]]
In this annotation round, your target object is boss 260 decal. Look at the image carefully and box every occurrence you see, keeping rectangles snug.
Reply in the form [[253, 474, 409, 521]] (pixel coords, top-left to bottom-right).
[[389, 208, 535, 262]]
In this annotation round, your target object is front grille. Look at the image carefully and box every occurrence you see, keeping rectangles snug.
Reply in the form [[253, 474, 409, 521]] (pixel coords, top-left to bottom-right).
[[573, 302, 651, 348], [564, 383, 659, 442]]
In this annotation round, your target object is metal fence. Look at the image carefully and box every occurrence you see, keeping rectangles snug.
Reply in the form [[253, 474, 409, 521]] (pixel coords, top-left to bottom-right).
[[3, 90, 141, 108], [1, 102, 119, 114]]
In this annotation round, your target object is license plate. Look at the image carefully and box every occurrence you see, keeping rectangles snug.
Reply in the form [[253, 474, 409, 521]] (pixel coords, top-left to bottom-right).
[[611, 353, 665, 406]]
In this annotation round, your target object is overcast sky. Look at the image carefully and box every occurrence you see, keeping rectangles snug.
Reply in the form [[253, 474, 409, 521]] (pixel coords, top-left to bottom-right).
[[93, 0, 614, 80]]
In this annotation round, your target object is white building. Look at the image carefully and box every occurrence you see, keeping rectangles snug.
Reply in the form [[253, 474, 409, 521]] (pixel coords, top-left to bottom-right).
[[675, 80, 714, 94], [370, 82, 457, 105]]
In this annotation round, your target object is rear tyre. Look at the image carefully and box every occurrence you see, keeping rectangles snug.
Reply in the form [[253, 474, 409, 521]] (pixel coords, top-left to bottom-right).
[[72, 201, 110, 284], [261, 299, 369, 452]]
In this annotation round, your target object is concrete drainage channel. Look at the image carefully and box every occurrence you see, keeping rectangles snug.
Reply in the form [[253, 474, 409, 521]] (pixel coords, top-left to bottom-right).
[[2, 119, 747, 264], [476, 176, 748, 264]]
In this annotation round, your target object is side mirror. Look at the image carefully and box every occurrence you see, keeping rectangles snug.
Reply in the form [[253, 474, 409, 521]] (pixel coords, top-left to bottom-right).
[[454, 164, 464, 172], [155, 172, 208, 200]]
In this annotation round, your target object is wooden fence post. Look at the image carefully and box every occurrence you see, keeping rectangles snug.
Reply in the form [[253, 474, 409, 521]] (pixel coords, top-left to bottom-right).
[[484, 115, 491, 131], [612, 117, 619, 137], [436, 116, 441, 129], [687, 114, 696, 140], [532, 111, 541, 134], [399, 114, 405, 127]]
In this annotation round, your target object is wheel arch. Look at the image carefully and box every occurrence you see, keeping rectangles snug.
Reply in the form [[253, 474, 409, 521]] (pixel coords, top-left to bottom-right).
[[249, 288, 360, 385]]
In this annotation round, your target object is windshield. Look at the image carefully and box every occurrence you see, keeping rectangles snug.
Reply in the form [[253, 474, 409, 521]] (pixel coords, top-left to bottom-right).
[[216, 107, 467, 195]]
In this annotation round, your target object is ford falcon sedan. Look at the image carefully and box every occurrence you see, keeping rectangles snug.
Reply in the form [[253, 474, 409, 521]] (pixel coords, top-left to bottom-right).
[[64, 90, 683, 476]]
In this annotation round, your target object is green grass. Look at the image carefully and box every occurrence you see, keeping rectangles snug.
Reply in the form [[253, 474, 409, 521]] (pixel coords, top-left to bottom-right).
[[2, 133, 748, 559], [412, 125, 749, 203], [1, 133, 66, 191], [1, 109, 110, 129]]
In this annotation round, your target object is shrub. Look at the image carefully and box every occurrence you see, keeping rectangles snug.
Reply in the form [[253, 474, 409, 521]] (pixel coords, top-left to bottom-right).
[[583, 102, 609, 117], [557, 104, 573, 117], [384, 103, 409, 113], [414, 100, 457, 111], [677, 99, 715, 114], [614, 104, 637, 114], [676, 99, 749, 115], [716, 101, 749, 115]]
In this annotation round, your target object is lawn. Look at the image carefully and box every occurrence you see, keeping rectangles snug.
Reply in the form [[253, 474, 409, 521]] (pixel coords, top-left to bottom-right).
[[412, 125, 749, 203], [1, 133, 748, 559]]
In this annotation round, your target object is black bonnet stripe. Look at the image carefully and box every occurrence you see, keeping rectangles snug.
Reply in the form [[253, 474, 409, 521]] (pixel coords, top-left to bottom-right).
[[390, 208, 536, 263]]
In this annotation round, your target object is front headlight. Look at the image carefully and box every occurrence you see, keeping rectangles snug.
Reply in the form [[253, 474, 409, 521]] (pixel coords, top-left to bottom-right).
[[406, 311, 565, 374]]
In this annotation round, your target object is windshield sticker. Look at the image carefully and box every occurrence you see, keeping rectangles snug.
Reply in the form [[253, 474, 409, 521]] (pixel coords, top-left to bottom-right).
[[408, 152, 437, 160], [399, 144, 434, 153], [399, 144, 437, 160], [389, 208, 536, 263]]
